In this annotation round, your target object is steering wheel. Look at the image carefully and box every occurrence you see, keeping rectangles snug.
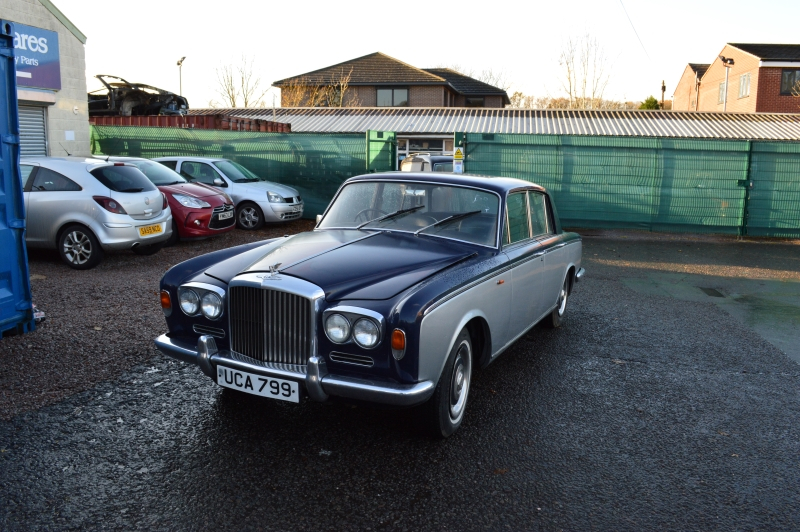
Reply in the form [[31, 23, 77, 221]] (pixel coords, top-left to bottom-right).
[[354, 209, 387, 224]]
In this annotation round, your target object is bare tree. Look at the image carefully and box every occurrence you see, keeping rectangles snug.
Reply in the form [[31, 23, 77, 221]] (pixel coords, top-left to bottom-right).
[[437, 64, 512, 91], [793, 80, 800, 109], [214, 56, 269, 108], [557, 34, 613, 109], [279, 68, 359, 107]]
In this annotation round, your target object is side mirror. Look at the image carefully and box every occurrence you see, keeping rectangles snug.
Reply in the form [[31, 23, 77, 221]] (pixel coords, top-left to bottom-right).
[[316, 214, 322, 225], [213, 178, 224, 186]]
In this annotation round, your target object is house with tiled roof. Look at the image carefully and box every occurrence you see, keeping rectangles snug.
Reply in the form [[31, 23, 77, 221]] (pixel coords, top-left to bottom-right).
[[273, 52, 510, 109], [672, 43, 800, 113]]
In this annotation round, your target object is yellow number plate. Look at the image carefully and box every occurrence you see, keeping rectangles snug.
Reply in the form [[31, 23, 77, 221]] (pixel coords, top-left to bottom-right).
[[138, 224, 163, 236]]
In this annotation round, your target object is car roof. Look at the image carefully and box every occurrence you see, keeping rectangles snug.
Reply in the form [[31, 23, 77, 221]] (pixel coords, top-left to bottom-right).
[[346, 171, 546, 195], [20, 156, 120, 173], [154, 156, 225, 163]]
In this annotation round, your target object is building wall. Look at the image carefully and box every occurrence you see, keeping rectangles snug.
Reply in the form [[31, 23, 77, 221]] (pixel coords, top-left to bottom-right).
[[673, 65, 701, 111], [409, 86, 444, 107], [347, 86, 376, 107], [755, 68, 800, 113], [484, 95, 504, 108], [697, 45, 759, 113], [5, 0, 90, 156]]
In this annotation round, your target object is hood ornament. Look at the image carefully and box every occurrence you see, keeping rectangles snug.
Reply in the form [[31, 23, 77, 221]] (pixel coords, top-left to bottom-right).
[[258, 263, 283, 282]]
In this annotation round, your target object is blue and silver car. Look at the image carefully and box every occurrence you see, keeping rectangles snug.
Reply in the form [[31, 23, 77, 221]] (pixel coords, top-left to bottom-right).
[[155, 172, 584, 437]]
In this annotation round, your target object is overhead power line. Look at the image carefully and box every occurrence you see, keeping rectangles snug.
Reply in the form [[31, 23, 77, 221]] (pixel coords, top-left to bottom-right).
[[618, 0, 651, 61]]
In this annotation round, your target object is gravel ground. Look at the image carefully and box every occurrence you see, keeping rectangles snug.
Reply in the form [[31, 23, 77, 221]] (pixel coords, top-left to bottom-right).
[[0, 219, 315, 420], [1, 228, 799, 530]]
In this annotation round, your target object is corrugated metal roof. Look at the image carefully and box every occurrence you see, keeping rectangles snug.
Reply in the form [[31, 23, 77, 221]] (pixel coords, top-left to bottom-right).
[[188, 108, 800, 141]]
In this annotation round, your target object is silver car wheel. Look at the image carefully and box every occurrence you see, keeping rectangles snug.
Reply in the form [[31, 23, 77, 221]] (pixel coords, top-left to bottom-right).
[[238, 206, 260, 229], [63, 230, 93, 265], [448, 339, 472, 424], [556, 280, 568, 317]]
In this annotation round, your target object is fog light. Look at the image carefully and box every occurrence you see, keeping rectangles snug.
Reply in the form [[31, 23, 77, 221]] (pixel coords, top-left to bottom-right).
[[325, 313, 350, 344], [391, 329, 406, 360]]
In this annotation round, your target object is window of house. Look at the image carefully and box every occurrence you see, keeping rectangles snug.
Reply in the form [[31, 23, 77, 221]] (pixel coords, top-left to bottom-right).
[[718, 82, 726, 104], [465, 97, 485, 108], [376, 88, 408, 107], [738, 73, 751, 98], [780, 69, 800, 95]]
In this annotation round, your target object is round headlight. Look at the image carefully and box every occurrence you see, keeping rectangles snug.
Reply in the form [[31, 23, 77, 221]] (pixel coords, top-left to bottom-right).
[[201, 292, 223, 320], [325, 313, 350, 343], [179, 289, 199, 315], [353, 318, 379, 348]]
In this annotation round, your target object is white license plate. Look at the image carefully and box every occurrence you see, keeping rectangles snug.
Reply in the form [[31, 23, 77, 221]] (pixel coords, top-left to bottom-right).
[[218, 211, 233, 220], [217, 366, 300, 403]]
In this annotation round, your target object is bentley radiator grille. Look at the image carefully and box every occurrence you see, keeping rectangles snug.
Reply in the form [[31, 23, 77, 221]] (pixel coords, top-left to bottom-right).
[[229, 286, 312, 365]]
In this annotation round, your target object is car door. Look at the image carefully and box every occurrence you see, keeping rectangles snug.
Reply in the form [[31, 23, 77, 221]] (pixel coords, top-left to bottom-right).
[[534, 193, 567, 312], [20, 164, 37, 228], [179, 161, 223, 188], [503, 190, 546, 341], [25, 166, 83, 246]]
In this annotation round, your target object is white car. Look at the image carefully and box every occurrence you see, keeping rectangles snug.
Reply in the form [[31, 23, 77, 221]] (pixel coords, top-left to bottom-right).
[[153, 157, 303, 230], [21, 157, 172, 269]]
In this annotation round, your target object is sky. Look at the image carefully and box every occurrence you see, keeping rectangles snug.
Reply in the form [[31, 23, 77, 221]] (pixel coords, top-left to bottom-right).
[[49, 0, 800, 108]]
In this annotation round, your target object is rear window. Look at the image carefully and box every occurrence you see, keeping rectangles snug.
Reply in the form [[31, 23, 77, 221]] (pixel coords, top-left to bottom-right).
[[90, 165, 157, 193]]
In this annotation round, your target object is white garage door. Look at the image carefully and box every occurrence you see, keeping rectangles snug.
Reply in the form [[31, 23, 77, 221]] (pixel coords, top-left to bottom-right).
[[19, 105, 48, 156]]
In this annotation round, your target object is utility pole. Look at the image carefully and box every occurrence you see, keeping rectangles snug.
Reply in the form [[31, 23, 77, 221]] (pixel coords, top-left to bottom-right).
[[177, 56, 186, 96], [661, 80, 666, 109]]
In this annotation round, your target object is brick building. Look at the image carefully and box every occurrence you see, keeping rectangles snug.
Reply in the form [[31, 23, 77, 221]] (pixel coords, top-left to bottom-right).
[[273, 52, 510, 109], [673, 43, 800, 113]]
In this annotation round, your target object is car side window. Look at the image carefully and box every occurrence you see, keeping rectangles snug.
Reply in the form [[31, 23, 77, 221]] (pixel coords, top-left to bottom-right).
[[528, 191, 550, 236], [159, 160, 177, 171], [181, 161, 218, 185], [20, 165, 36, 189], [30, 167, 82, 192], [504, 192, 530, 245]]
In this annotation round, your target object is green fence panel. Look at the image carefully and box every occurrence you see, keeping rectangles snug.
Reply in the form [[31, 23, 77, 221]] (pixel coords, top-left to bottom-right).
[[91, 126, 394, 217], [747, 142, 800, 238], [366, 130, 397, 172], [459, 133, 798, 236]]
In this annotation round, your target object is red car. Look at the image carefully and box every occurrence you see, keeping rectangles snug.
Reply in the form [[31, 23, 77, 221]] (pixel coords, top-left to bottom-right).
[[106, 157, 235, 244]]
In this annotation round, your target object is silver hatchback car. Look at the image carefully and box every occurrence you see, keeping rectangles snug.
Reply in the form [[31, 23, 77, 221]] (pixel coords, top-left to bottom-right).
[[21, 157, 173, 269]]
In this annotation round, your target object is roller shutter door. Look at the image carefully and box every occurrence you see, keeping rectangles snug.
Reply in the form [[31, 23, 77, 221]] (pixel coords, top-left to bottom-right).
[[19, 105, 47, 156]]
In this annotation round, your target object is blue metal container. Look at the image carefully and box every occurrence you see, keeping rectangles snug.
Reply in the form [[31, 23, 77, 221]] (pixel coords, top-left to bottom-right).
[[0, 20, 35, 337]]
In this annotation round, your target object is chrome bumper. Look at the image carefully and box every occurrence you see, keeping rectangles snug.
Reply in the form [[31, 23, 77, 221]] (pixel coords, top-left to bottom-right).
[[154, 333, 434, 407]]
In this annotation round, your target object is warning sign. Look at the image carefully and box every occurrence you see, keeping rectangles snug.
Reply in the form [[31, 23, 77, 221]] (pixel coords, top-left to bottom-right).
[[453, 148, 464, 160]]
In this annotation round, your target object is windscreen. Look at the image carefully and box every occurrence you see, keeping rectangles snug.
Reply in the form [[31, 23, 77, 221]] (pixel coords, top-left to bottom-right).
[[90, 165, 158, 193], [214, 160, 262, 182], [319, 181, 499, 247], [129, 160, 187, 186]]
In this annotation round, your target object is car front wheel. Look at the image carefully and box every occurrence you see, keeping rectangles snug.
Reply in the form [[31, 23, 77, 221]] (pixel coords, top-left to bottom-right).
[[423, 327, 472, 438], [236, 202, 264, 230], [58, 224, 104, 270]]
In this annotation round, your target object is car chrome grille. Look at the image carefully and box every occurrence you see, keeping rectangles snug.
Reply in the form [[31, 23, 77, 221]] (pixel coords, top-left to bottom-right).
[[229, 286, 312, 365]]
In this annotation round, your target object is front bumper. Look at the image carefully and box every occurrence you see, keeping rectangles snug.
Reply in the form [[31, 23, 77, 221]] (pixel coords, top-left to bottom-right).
[[154, 333, 434, 407], [260, 200, 304, 222]]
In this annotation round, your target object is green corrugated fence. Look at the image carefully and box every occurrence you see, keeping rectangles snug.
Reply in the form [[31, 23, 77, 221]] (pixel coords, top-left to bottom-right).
[[459, 133, 800, 238], [90, 125, 395, 217]]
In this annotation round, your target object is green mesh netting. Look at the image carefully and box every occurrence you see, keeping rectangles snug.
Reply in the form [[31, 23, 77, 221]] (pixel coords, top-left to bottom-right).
[[90, 126, 392, 217], [461, 133, 800, 238]]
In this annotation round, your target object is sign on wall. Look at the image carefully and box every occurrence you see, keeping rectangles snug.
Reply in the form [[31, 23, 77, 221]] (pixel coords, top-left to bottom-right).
[[12, 23, 61, 91]]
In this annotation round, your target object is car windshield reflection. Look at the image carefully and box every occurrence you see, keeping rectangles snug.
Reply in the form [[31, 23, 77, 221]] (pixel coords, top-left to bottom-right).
[[319, 181, 499, 247]]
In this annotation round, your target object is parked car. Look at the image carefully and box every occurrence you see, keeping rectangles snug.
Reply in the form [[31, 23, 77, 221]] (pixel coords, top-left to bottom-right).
[[88, 74, 188, 117], [20, 157, 172, 269], [153, 157, 303, 230], [103, 156, 235, 245], [400, 153, 454, 172], [154, 172, 584, 437]]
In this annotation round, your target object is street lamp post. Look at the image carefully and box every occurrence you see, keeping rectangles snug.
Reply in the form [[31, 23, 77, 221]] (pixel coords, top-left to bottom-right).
[[719, 55, 734, 112], [177, 56, 186, 96]]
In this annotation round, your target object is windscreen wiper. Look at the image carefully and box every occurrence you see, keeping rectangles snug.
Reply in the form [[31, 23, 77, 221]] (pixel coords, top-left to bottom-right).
[[414, 210, 482, 236], [120, 187, 144, 192], [356, 205, 424, 230]]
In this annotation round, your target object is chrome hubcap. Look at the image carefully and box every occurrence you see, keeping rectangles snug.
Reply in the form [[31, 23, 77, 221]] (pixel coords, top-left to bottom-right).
[[557, 282, 568, 316], [239, 207, 259, 228], [63, 231, 92, 265], [449, 341, 471, 423]]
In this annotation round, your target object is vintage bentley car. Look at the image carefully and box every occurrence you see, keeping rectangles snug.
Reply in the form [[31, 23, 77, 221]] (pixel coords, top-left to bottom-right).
[[155, 172, 584, 437]]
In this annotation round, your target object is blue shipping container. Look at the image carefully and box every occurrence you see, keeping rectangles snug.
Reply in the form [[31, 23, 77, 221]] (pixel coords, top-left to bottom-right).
[[0, 20, 35, 337]]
